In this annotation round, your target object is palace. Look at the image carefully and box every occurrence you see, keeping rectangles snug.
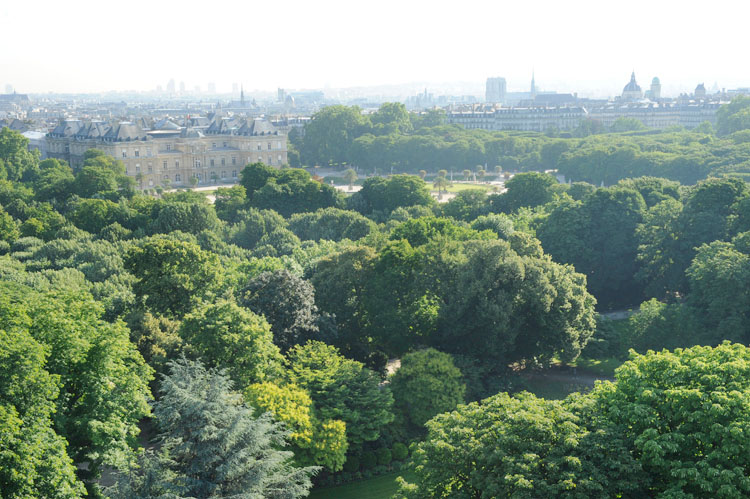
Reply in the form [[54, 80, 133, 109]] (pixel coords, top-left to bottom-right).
[[46, 117, 287, 188]]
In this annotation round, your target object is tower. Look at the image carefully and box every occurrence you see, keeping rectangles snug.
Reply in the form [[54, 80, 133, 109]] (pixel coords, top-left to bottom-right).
[[240, 85, 245, 106], [530, 71, 537, 99], [650, 77, 661, 100], [485, 77, 507, 103]]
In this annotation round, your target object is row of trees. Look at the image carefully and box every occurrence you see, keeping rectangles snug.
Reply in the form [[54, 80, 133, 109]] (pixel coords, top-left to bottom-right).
[[292, 98, 750, 186]]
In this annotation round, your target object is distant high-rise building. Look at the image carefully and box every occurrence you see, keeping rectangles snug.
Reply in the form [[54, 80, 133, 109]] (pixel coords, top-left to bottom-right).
[[277, 88, 287, 103], [485, 77, 506, 103], [695, 83, 707, 99], [649, 77, 661, 100], [208, 82, 216, 94], [167, 79, 176, 94], [179, 81, 186, 94], [4, 84, 13, 94]]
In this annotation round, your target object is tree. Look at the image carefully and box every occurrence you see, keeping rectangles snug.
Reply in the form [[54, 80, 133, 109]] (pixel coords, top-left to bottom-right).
[[245, 381, 348, 472], [179, 300, 283, 389], [0, 282, 153, 491], [343, 168, 358, 190], [0, 127, 38, 181], [492, 171, 560, 212], [436, 239, 597, 365], [288, 207, 375, 242], [717, 96, 750, 135], [240, 269, 322, 351], [418, 169, 427, 180], [349, 174, 434, 217], [151, 201, 220, 235], [308, 245, 377, 358], [390, 348, 465, 431], [108, 358, 318, 498], [287, 341, 394, 447], [397, 391, 642, 499], [0, 298, 84, 498], [462, 169, 472, 181], [593, 343, 750, 497], [124, 235, 224, 318], [301, 105, 371, 165]]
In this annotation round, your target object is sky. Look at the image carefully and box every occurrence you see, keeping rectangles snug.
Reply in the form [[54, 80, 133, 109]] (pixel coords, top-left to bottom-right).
[[2, 0, 748, 98]]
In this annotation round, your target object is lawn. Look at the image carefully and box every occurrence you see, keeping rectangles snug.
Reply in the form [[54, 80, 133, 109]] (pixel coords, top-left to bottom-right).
[[309, 471, 415, 499], [432, 182, 497, 193]]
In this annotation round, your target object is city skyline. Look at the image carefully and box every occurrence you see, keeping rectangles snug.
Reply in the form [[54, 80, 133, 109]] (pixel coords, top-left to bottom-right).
[[2, 0, 748, 97]]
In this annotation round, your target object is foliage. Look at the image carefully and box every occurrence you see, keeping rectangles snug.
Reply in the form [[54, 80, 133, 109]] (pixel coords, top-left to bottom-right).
[[390, 348, 466, 431], [288, 207, 376, 242], [108, 358, 318, 498], [240, 269, 323, 351], [286, 341, 394, 447], [125, 235, 223, 317], [179, 299, 283, 388]]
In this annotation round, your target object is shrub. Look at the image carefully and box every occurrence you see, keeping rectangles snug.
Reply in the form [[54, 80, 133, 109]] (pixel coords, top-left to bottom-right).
[[343, 455, 360, 473], [392, 442, 408, 461], [361, 451, 378, 470], [376, 447, 392, 466]]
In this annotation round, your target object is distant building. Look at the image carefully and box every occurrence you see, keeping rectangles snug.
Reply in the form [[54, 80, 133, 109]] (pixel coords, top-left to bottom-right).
[[46, 117, 287, 188], [648, 77, 661, 100], [695, 83, 706, 99], [167, 79, 176, 95], [622, 72, 643, 100], [485, 77, 507, 103], [447, 105, 587, 132]]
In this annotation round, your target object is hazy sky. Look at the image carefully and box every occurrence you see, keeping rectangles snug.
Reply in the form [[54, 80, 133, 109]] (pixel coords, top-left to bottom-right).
[[2, 0, 748, 97]]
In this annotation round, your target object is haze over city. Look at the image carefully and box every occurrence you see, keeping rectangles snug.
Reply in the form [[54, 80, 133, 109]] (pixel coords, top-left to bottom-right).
[[3, 0, 748, 97]]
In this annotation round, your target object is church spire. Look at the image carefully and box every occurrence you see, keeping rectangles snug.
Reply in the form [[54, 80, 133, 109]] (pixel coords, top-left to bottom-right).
[[240, 85, 245, 105], [530, 70, 537, 98]]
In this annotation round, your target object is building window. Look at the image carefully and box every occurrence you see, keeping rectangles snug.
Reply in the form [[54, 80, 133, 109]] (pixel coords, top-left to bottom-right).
[[134, 149, 140, 157], [221, 157, 225, 166], [277, 154, 282, 161], [268, 142, 272, 150], [148, 163, 153, 173], [146, 148, 152, 157], [194, 159, 201, 168], [166, 143, 172, 151], [231, 156, 236, 166], [176, 174, 181, 182], [136, 166, 141, 173], [221, 171, 227, 179], [232, 170, 237, 178], [210, 159, 215, 167], [222, 141, 227, 147], [268, 156, 273, 165], [257, 144, 262, 151], [163, 160, 168, 169], [212, 143, 216, 148], [175, 160, 180, 168], [122, 149, 127, 158]]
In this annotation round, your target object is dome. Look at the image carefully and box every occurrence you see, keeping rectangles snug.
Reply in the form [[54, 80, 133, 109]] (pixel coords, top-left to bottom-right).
[[623, 72, 641, 93], [652, 77, 660, 85]]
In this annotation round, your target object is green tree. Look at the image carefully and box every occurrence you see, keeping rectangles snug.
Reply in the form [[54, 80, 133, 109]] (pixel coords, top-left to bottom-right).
[[397, 391, 642, 499], [288, 207, 375, 242], [179, 300, 283, 389], [287, 341, 394, 447], [245, 381, 348, 472], [493, 171, 561, 212], [124, 235, 223, 317], [240, 269, 323, 351], [108, 358, 318, 498], [0, 297, 84, 498], [343, 167, 358, 189], [302, 105, 371, 165], [717, 96, 750, 135], [390, 348, 465, 431]]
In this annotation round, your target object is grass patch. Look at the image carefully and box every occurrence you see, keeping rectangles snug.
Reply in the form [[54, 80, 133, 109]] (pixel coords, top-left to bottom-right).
[[569, 357, 622, 378], [432, 183, 496, 193], [513, 375, 592, 400], [309, 471, 415, 499]]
